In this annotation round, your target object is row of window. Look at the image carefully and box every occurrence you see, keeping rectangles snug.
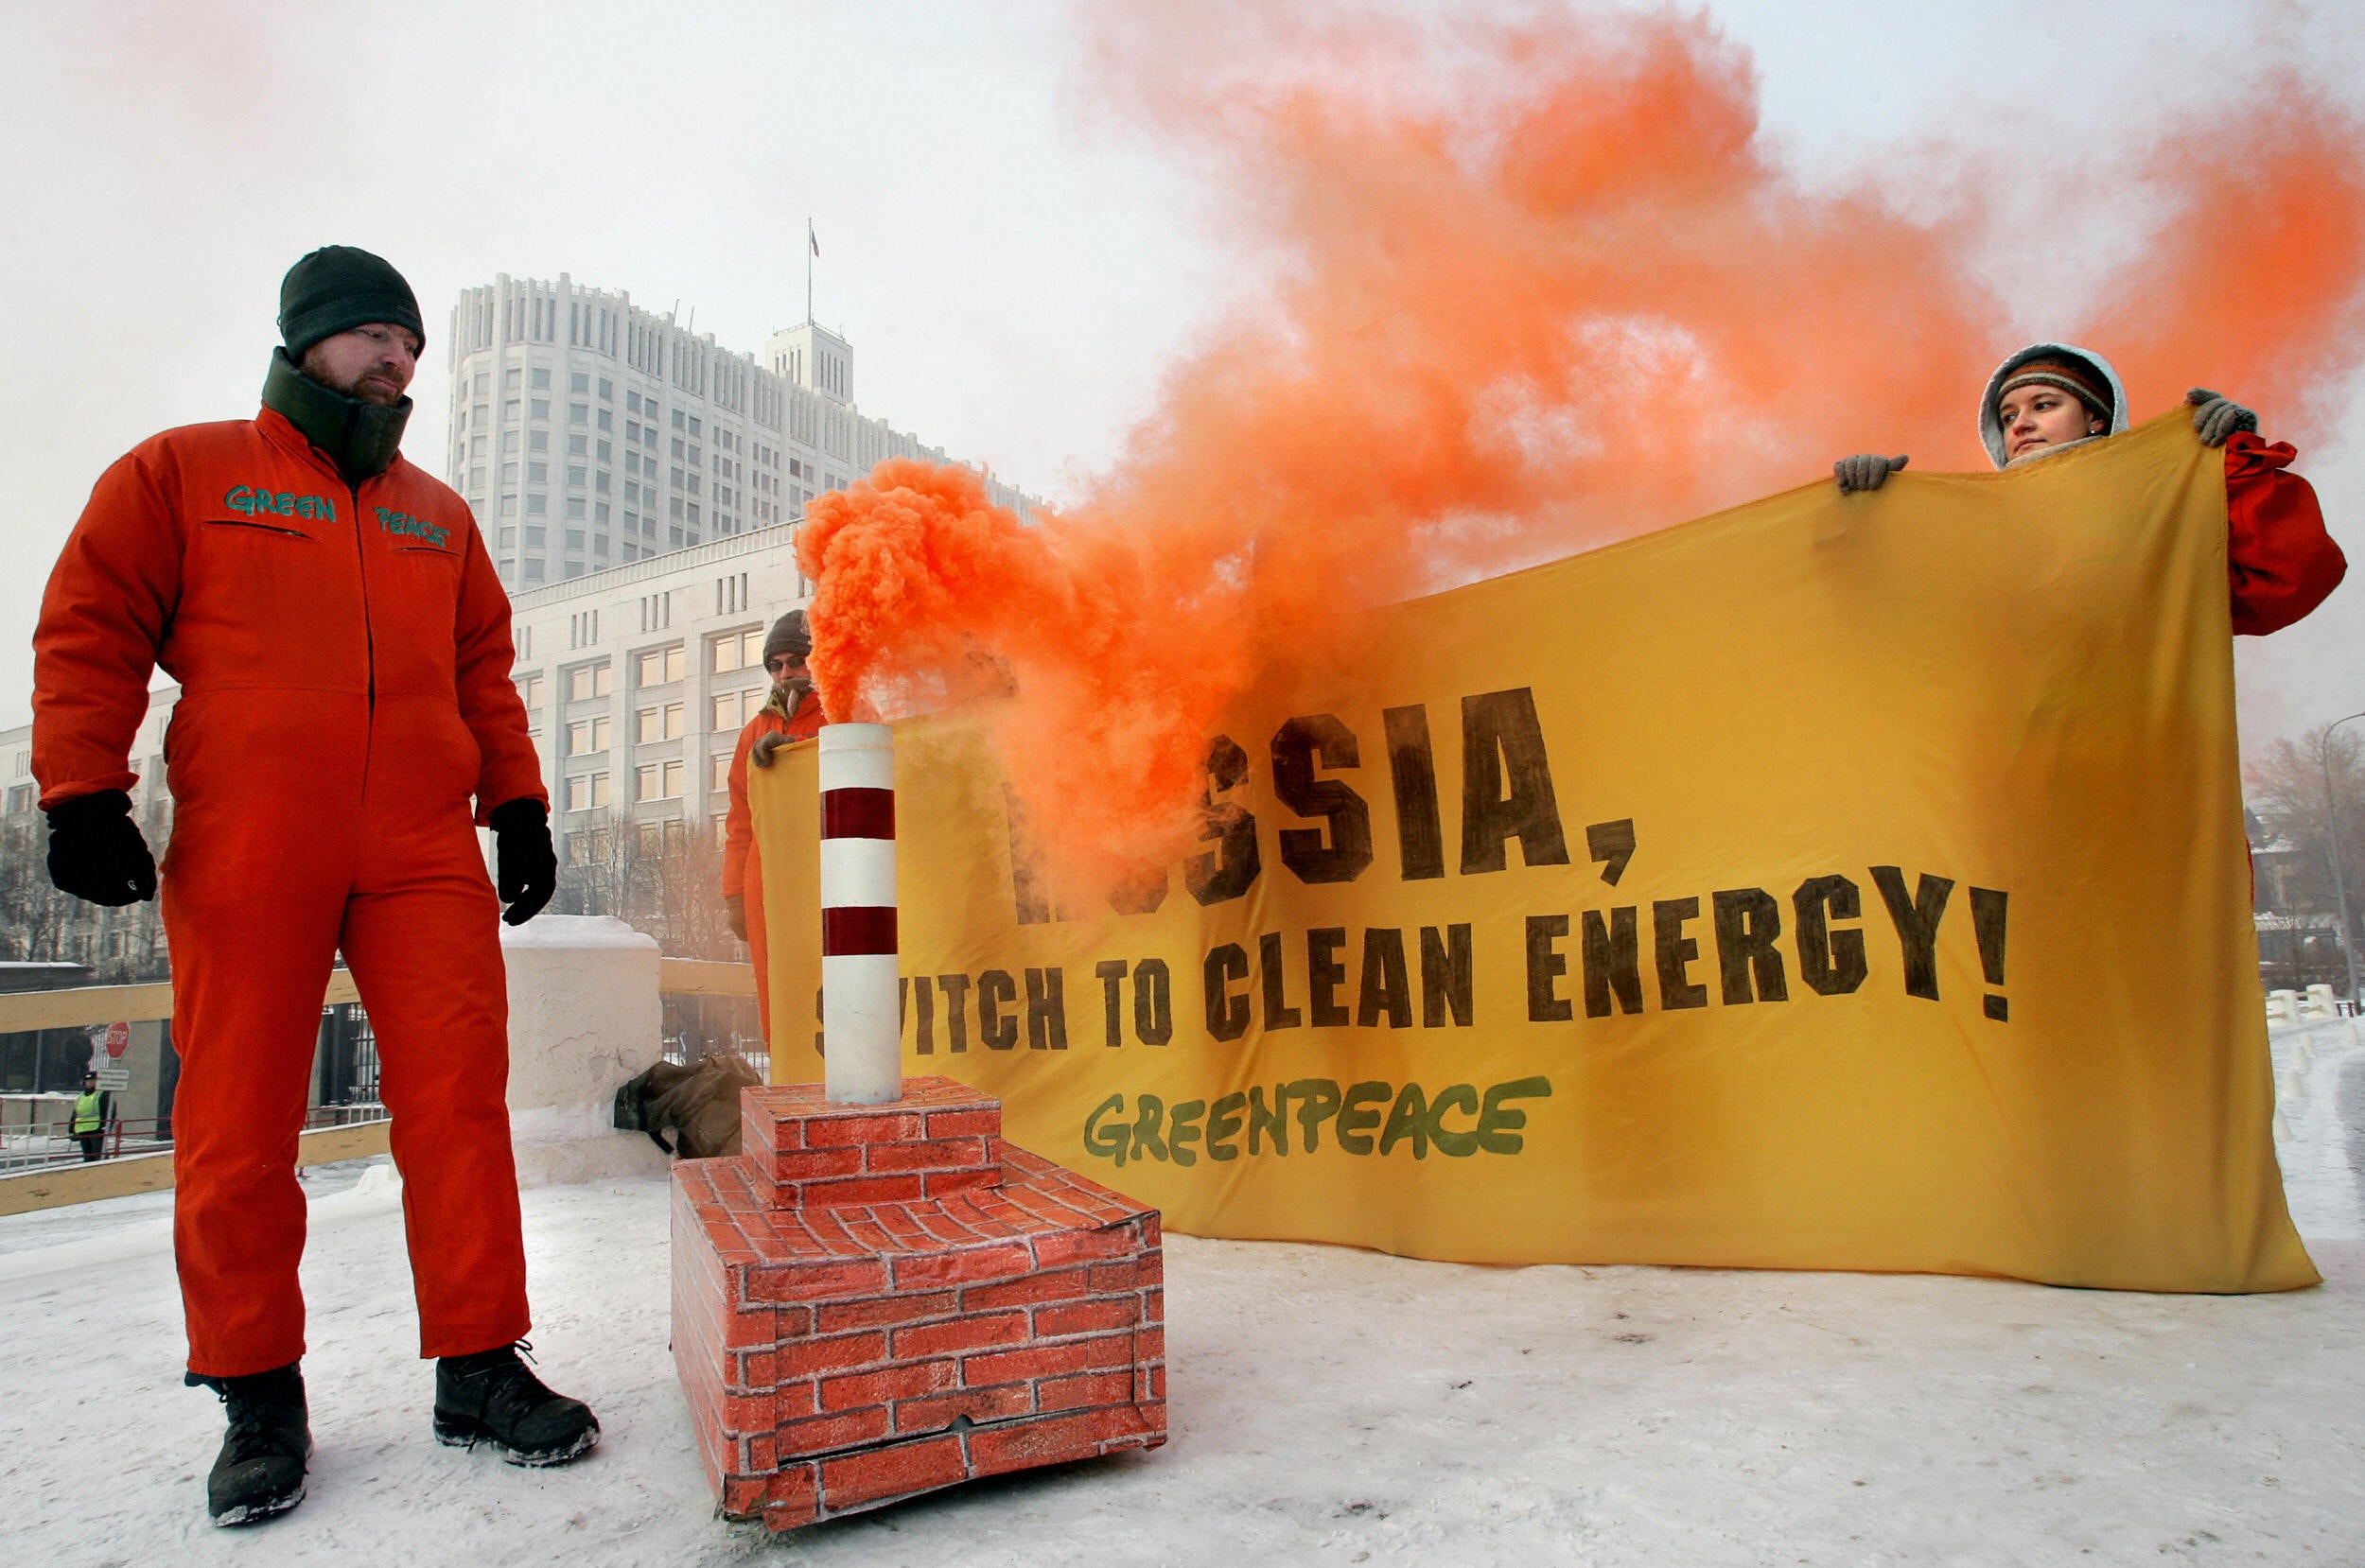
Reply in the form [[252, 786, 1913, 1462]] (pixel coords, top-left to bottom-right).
[[561, 756, 727, 811], [554, 686, 773, 758], [520, 627, 775, 711]]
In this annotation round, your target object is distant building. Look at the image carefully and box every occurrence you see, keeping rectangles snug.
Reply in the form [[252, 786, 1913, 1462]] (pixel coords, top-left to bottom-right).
[[442, 273, 1032, 588], [502, 524, 820, 856]]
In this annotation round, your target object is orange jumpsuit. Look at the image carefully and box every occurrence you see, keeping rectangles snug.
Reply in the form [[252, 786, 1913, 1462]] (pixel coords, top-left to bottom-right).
[[32, 407, 544, 1377], [723, 688, 823, 1042]]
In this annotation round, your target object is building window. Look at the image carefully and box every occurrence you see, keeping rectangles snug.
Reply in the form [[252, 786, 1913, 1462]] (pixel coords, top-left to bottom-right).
[[565, 530, 586, 551], [532, 367, 552, 390], [566, 715, 611, 755], [516, 671, 542, 708], [711, 687, 764, 730], [569, 433, 587, 456], [499, 495, 518, 516], [599, 378, 614, 400], [568, 467, 587, 488], [564, 662, 613, 702], [527, 494, 548, 515], [529, 462, 549, 483], [635, 759, 685, 801], [532, 399, 551, 421], [710, 628, 766, 673], [567, 498, 587, 520], [570, 404, 588, 426], [710, 752, 734, 793], [570, 372, 589, 393], [635, 703, 684, 743], [637, 643, 685, 685], [526, 526, 547, 548], [564, 772, 610, 812], [498, 527, 517, 548]]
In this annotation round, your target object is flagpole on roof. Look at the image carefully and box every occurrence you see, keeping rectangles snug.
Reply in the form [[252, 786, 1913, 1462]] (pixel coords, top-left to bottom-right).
[[806, 217, 815, 327]]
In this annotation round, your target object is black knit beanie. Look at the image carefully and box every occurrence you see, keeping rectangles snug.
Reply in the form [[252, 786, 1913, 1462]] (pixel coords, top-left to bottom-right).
[[279, 246, 424, 359], [764, 611, 813, 664]]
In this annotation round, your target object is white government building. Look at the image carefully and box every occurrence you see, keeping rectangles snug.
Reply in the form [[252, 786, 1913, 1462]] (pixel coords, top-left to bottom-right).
[[444, 272, 1031, 589], [1, 274, 1038, 873]]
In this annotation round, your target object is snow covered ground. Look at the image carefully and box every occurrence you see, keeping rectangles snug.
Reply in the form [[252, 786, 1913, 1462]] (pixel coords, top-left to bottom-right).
[[5, 1019, 2363, 1567]]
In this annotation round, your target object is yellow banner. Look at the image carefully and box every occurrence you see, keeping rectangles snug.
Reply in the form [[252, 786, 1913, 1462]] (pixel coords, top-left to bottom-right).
[[756, 411, 2314, 1293]]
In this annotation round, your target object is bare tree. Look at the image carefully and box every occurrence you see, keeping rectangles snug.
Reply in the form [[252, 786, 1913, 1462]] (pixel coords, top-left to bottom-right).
[[0, 798, 173, 982], [552, 809, 741, 961], [2246, 723, 2365, 933]]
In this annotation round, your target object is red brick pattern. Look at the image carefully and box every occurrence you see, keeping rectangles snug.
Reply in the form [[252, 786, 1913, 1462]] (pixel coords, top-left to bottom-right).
[[674, 1074, 1166, 1530]]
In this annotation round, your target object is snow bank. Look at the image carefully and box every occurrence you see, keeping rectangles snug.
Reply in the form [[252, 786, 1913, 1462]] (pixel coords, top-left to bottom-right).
[[2, 1019, 2358, 1565]]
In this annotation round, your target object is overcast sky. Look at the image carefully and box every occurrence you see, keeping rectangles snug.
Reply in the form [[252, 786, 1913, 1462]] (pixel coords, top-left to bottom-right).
[[1, 0, 2358, 752]]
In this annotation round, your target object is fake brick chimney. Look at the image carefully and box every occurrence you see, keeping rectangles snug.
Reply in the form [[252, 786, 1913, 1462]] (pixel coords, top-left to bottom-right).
[[672, 1074, 1166, 1529]]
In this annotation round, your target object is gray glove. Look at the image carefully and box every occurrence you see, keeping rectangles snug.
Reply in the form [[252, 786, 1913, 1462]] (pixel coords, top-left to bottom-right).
[[749, 731, 790, 769], [2186, 389, 2257, 448], [1834, 453, 1908, 494]]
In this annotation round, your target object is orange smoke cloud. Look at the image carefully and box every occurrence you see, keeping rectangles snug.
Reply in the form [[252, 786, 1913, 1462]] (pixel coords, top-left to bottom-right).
[[797, 5, 2365, 890]]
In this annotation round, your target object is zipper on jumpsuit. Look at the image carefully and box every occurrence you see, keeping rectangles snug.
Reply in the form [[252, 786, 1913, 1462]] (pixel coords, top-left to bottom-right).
[[346, 478, 377, 798]]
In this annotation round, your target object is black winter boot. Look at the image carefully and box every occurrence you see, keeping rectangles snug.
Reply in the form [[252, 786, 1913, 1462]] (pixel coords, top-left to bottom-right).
[[191, 1362, 310, 1526], [433, 1341, 599, 1466]]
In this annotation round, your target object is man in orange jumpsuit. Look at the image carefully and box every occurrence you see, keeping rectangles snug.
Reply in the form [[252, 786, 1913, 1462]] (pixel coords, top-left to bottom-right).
[[1831, 342, 2346, 633], [33, 247, 597, 1526], [723, 609, 825, 1043]]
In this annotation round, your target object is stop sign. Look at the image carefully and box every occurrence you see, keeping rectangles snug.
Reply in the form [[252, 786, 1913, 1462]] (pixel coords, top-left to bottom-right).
[[103, 1020, 130, 1059]]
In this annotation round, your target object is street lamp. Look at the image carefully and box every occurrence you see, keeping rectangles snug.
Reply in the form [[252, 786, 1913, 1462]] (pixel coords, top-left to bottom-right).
[[2319, 710, 2365, 1010]]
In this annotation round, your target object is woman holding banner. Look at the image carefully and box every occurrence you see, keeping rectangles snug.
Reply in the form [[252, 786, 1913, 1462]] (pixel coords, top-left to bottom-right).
[[1832, 342, 2345, 635]]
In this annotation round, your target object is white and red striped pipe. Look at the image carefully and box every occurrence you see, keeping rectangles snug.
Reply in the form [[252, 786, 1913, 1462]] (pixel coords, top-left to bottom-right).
[[818, 723, 901, 1104]]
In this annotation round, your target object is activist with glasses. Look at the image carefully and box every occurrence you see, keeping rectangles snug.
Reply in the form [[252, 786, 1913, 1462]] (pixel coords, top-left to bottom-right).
[[723, 609, 828, 1040], [1832, 343, 2345, 635]]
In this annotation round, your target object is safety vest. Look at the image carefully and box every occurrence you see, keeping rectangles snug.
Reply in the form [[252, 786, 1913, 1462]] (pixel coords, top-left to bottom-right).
[[72, 1090, 103, 1135]]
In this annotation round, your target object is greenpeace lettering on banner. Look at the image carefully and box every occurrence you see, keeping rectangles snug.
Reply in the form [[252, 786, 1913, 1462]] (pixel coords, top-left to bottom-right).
[[1081, 1076, 1552, 1168]]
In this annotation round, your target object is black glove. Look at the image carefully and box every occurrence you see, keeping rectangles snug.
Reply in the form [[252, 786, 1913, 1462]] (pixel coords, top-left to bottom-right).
[[2186, 388, 2257, 448], [1833, 453, 1908, 494], [44, 790, 157, 907], [488, 797, 557, 927]]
